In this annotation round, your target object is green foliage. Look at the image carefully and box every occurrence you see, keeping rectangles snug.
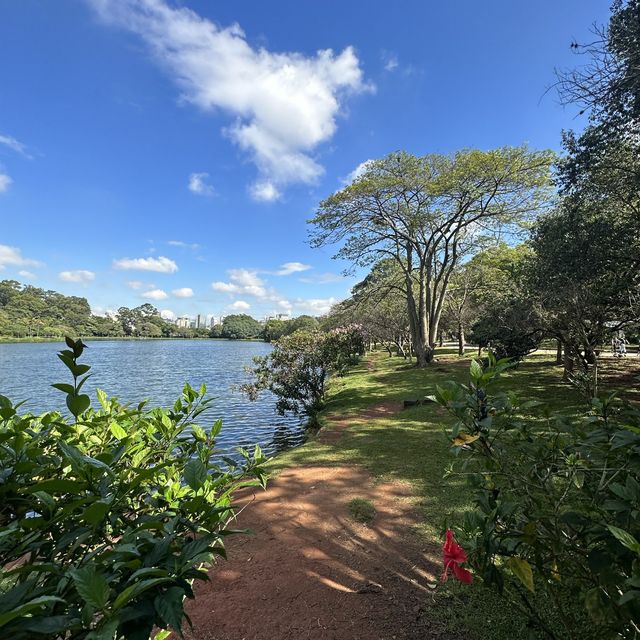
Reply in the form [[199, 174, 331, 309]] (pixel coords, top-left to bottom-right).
[[221, 314, 262, 340], [469, 297, 544, 361], [310, 147, 554, 366], [0, 338, 268, 639], [432, 355, 640, 639], [242, 327, 364, 425]]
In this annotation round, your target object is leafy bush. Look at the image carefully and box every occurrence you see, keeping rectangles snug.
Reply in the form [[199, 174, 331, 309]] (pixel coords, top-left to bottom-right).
[[432, 354, 640, 639], [469, 297, 544, 361], [0, 338, 267, 639], [242, 327, 364, 425]]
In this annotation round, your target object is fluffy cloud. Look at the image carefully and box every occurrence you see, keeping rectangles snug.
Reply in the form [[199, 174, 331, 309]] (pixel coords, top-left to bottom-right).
[[127, 280, 145, 290], [274, 262, 311, 276], [229, 300, 250, 311], [212, 268, 267, 298], [172, 287, 194, 298], [249, 181, 281, 203], [58, 270, 96, 284], [0, 134, 31, 158], [113, 256, 178, 273], [293, 297, 337, 316], [142, 288, 169, 300], [0, 174, 13, 193], [188, 172, 214, 196], [0, 244, 42, 269], [90, 0, 372, 200], [17, 270, 36, 280], [160, 309, 176, 320]]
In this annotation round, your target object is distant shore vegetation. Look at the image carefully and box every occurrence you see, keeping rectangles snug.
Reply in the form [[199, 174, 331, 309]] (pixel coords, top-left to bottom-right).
[[0, 279, 321, 342]]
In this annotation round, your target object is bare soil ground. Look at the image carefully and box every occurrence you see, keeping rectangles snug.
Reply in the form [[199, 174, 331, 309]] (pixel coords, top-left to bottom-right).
[[183, 403, 454, 640]]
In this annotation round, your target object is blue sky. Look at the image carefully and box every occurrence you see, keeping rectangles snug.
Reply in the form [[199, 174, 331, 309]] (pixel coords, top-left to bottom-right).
[[0, 0, 609, 321]]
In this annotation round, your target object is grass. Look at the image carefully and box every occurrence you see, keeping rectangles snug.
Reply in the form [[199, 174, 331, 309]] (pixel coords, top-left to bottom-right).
[[269, 347, 640, 640], [347, 497, 376, 524]]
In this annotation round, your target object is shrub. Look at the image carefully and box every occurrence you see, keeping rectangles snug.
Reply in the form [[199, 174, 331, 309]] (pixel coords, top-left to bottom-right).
[[431, 354, 640, 639], [0, 338, 267, 639], [242, 327, 365, 425]]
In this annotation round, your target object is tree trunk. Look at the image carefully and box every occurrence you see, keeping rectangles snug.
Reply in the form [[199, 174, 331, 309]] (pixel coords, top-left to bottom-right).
[[438, 332, 444, 347], [555, 340, 563, 365], [563, 348, 576, 381], [458, 323, 465, 356]]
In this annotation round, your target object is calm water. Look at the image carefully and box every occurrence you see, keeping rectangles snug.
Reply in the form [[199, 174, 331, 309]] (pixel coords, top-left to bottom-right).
[[0, 340, 306, 456]]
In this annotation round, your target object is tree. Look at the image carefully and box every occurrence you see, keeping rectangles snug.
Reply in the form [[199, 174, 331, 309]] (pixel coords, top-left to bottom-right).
[[310, 148, 554, 366], [221, 314, 262, 340]]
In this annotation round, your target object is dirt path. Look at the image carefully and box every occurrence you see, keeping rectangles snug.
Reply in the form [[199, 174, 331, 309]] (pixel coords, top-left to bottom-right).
[[184, 403, 449, 640]]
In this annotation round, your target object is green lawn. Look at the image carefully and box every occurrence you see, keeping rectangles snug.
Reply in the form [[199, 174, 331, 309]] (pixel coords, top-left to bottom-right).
[[269, 348, 640, 640]]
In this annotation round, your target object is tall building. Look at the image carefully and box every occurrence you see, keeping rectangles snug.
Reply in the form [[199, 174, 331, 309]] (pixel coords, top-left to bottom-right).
[[176, 316, 189, 328], [196, 314, 203, 329]]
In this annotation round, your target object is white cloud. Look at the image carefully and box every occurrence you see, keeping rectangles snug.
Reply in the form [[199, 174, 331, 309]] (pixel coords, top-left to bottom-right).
[[293, 297, 337, 316], [299, 272, 345, 284], [229, 300, 250, 311], [0, 244, 42, 269], [381, 51, 399, 72], [17, 270, 36, 280], [113, 256, 178, 273], [188, 172, 214, 196], [249, 181, 281, 203], [90, 0, 372, 199], [167, 240, 200, 250], [160, 308, 176, 320], [274, 262, 311, 276], [59, 270, 96, 284], [127, 280, 145, 290], [342, 159, 374, 185], [0, 134, 31, 158], [142, 288, 169, 300], [211, 281, 239, 293], [172, 287, 194, 298], [212, 269, 269, 298], [0, 174, 13, 193]]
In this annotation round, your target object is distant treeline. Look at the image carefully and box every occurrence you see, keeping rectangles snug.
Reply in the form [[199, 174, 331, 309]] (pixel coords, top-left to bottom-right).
[[0, 280, 321, 341]]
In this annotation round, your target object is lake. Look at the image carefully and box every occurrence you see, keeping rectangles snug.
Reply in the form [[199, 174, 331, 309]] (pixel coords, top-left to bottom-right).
[[0, 339, 306, 456]]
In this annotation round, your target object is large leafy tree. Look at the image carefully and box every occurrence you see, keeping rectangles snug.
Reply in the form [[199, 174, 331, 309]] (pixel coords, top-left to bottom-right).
[[309, 148, 553, 366], [221, 314, 262, 340]]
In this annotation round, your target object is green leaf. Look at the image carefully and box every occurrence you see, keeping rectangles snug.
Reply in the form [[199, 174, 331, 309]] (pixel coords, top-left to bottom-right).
[[0, 596, 65, 628], [67, 394, 91, 417], [109, 422, 127, 440], [608, 525, 640, 554], [506, 557, 534, 592], [184, 458, 207, 492], [154, 587, 185, 634], [51, 383, 75, 394], [113, 578, 173, 611], [96, 388, 109, 411], [70, 565, 110, 610], [469, 359, 483, 382], [83, 501, 110, 527]]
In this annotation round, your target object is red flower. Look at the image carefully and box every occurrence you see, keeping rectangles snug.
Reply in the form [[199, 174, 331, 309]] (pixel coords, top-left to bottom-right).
[[441, 529, 473, 584]]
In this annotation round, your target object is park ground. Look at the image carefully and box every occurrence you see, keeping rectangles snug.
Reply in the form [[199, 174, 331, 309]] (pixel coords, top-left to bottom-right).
[[184, 348, 640, 640]]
